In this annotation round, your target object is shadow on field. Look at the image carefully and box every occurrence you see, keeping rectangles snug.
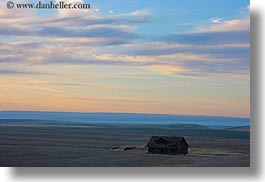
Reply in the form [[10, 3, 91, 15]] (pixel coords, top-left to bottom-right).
[[10, 9, 261, 180]]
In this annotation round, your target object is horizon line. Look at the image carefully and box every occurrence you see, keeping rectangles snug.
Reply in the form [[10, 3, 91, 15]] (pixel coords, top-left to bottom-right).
[[0, 110, 250, 119]]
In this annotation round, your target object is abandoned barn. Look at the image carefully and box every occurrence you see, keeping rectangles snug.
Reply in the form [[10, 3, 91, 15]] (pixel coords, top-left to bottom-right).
[[146, 136, 189, 155]]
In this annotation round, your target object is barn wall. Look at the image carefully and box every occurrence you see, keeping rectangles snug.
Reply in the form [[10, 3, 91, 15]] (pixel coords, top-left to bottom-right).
[[148, 146, 188, 154], [148, 147, 178, 154]]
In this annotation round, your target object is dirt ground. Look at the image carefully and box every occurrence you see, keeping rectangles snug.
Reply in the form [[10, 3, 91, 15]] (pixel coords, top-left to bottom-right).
[[0, 120, 250, 167]]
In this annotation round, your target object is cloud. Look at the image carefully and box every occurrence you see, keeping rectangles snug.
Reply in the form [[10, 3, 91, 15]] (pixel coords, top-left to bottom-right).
[[125, 42, 249, 56], [0, 5, 150, 46], [0, 4, 249, 79], [0, 69, 42, 75], [197, 16, 249, 32], [0, 25, 138, 41], [0, 41, 42, 63], [210, 17, 223, 24], [117, 15, 250, 78], [118, 10, 152, 23], [55, 0, 87, 17], [27, 10, 151, 27], [118, 28, 249, 78], [26, 80, 99, 88], [162, 30, 249, 45]]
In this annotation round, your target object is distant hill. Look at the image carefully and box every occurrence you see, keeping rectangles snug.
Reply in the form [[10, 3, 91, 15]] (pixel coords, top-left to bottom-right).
[[0, 119, 209, 130], [227, 126, 250, 132], [0, 111, 250, 128], [166, 123, 209, 130]]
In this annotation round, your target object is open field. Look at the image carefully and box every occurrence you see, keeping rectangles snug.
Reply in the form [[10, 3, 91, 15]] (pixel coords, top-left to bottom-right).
[[0, 120, 250, 167]]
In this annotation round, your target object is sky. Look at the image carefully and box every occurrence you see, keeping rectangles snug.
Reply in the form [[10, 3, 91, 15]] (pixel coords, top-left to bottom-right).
[[0, 0, 250, 118]]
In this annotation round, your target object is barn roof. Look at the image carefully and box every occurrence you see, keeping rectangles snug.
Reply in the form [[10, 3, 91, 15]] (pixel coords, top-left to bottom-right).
[[146, 136, 188, 148]]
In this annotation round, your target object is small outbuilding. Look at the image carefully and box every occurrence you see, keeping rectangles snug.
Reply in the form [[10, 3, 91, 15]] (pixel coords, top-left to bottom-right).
[[146, 136, 189, 155]]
